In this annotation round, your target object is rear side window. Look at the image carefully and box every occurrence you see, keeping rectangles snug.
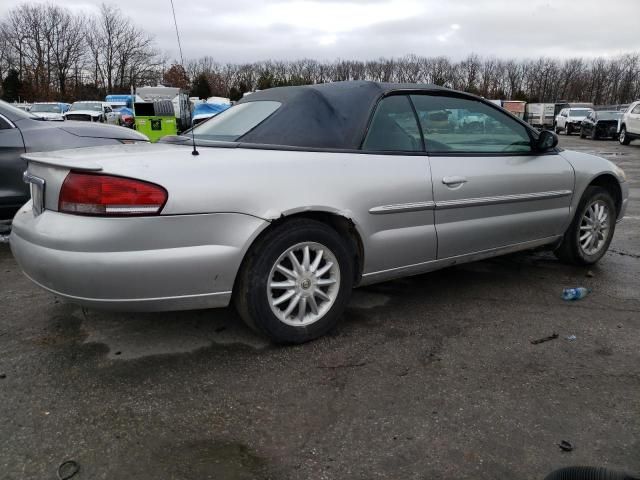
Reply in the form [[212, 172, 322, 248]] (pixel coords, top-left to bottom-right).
[[361, 95, 421, 152], [0, 116, 12, 129], [411, 95, 532, 154], [632, 104, 640, 114], [192, 101, 281, 141]]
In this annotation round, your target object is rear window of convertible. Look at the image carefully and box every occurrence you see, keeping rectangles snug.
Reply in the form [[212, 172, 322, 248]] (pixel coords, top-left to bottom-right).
[[192, 101, 281, 141]]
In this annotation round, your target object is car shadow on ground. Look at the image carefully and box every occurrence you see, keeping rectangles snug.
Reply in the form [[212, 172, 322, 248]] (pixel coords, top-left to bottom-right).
[[46, 249, 592, 364]]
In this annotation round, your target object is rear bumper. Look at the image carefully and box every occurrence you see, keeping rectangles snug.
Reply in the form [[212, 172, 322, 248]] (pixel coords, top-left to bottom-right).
[[9, 204, 268, 311]]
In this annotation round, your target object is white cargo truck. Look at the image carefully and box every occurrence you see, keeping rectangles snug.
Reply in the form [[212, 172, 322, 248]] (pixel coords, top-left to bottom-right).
[[524, 103, 556, 129]]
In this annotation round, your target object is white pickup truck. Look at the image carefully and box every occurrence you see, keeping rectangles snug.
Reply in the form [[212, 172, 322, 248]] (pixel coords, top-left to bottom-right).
[[554, 107, 593, 135], [619, 101, 640, 145]]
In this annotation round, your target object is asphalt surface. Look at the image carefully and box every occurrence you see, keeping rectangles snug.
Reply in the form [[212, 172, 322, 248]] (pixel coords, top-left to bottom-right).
[[1, 136, 639, 480]]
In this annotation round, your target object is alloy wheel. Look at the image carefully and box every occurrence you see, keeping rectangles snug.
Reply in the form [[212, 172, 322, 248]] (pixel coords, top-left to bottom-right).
[[267, 242, 341, 327], [579, 200, 610, 256]]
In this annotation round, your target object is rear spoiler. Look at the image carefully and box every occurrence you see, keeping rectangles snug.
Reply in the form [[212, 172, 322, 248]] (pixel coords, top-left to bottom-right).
[[21, 153, 102, 172]]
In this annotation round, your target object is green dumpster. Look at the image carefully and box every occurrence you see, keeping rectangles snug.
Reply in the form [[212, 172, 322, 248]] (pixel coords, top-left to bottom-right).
[[134, 100, 177, 142]]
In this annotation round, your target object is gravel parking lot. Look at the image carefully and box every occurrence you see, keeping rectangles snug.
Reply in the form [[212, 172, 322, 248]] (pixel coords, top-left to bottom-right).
[[1, 136, 638, 480]]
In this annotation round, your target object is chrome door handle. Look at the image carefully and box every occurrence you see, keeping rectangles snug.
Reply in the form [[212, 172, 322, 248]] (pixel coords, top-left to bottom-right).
[[442, 176, 468, 186]]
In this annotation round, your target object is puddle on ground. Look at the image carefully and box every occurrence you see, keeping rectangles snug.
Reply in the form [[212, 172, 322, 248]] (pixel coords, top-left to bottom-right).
[[348, 289, 390, 309], [78, 308, 269, 360], [145, 440, 272, 480]]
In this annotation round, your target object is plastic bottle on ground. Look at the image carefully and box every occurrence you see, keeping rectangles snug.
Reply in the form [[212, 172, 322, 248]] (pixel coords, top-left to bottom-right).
[[562, 287, 591, 301]]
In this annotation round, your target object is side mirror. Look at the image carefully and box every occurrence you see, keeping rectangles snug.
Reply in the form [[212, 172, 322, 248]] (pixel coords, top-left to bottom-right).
[[536, 130, 558, 151]]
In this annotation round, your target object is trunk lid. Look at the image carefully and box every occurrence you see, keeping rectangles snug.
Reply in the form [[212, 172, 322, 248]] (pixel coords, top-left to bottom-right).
[[22, 143, 189, 213]]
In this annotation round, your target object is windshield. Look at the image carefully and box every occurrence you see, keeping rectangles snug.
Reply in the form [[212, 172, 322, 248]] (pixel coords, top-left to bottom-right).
[[597, 112, 622, 120], [191, 101, 281, 141], [31, 104, 62, 113], [569, 109, 591, 117], [70, 102, 102, 112]]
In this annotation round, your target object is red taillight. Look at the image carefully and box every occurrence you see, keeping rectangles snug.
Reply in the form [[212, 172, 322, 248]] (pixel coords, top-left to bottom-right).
[[59, 172, 167, 216]]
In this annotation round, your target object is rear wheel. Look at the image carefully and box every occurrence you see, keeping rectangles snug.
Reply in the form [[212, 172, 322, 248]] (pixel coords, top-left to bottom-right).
[[619, 126, 631, 145], [234, 219, 354, 344], [555, 186, 616, 265]]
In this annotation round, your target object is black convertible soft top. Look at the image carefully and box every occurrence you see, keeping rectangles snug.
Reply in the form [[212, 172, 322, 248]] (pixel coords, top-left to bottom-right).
[[237, 81, 449, 149]]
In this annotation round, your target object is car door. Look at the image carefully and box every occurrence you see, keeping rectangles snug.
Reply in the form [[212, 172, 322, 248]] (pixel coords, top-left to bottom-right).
[[562, 109, 568, 128], [583, 112, 593, 135], [0, 114, 27, 219], [104, 106, 116, 124], [628, 103, 640, 134], [557, 109, 566, 129], [359, 94, 438, 272], [410, 93, 574, 259]]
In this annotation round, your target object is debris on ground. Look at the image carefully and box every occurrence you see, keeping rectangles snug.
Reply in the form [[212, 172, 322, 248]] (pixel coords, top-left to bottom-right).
[[0, 373, 6, 379], [585, 270, 594, 278], [57, 460, 80, 479], [566, 335, 577, 341], [531, 333, 559, 345], [558, 440, 574, 452], [562, 287, 591, 301]]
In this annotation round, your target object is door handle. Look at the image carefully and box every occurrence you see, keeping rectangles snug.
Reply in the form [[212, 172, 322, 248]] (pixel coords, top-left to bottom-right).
[[442, 176, 468, 186]]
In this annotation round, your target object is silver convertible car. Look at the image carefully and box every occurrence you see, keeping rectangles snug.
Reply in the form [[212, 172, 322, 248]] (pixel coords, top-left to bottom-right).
[[10, 82, 628, 343]]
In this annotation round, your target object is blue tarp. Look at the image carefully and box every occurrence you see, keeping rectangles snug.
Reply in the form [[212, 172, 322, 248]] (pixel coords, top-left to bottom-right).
[[118, 107, 134, 116], [106, 94, 135, 108], [192, 102, 230, 118]]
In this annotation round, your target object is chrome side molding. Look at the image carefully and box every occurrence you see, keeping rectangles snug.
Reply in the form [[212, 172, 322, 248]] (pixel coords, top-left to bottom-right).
[[370, 190, 573, 215], [435, 190, 573, 209], [369, 201, 436, 215]]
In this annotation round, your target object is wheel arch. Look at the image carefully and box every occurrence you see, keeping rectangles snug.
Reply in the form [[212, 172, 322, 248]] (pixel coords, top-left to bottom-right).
[[233, 209, 366, 296], [587, 173, 623, 217]]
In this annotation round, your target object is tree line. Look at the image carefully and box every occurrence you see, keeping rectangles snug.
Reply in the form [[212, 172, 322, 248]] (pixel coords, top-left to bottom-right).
[[0, 3, 163, 102], [2, 2, 640, 105], [188, 54, 640, 105]]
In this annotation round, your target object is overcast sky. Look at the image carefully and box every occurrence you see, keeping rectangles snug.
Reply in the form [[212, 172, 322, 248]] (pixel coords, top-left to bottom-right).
[[2, 0, 639, 62]]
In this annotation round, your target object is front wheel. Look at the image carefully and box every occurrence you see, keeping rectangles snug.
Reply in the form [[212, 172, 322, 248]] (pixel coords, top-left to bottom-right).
[[591, 128, 598, 140], [555, 186, 616, 265], [579, 128, 586, 139], [566, 124, 572, 135], [234, 219, 354, 344], [619, 126, 631, 145]]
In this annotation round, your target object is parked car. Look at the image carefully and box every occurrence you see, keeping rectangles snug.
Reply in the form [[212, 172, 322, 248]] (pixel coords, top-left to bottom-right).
[[580, 111, 622, 140], [10, 82, 628, 344], [12, 103, 31, 112], [117, 107, 135, 128], [554, 107, 593, 135], [30, 102, 69, 121], [64, 101, 119, 124], [618, 100, 640, 145], [0, 99, 148, 221]]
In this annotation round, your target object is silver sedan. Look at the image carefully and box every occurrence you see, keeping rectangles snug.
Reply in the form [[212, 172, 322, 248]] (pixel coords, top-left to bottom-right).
[[10, 81, 628, 343]]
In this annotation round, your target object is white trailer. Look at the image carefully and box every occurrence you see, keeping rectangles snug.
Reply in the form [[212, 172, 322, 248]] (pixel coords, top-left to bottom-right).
[[525, 103, 556, 129]]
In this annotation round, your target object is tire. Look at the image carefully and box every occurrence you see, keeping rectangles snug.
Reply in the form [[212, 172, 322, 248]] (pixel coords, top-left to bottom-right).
[[555, 186, 617, 265], [234, 219, 354, 344], [566, 124, 572, 135], [591, 127, 598, 140], [554, 124, 560, 134], [579, 128, 586, 139], [619, 126, 631, 145]]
